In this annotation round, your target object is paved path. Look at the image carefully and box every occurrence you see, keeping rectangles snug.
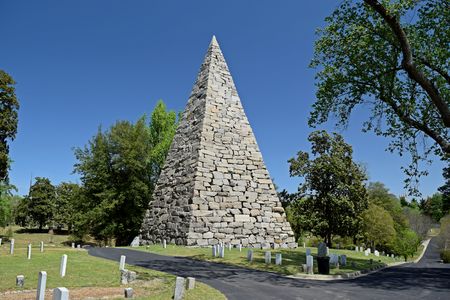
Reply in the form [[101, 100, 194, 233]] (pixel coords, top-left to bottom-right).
[[89, 237, 450, 300]]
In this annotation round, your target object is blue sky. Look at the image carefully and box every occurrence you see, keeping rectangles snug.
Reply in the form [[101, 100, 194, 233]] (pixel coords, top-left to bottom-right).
[[0, 0, 444, 198]]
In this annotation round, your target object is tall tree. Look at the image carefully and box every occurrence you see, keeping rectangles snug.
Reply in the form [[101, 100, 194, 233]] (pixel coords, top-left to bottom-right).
[[421, 193, 444, 222], [27, 177, 56, 230], [438, 166, 450, 214], [74, 101, 177, 245], [310, 0, 449, 194], [289, 130, 368, 246], [54, 182, 80, 231], [362, 204, 396, 250], [0, 70, 20, 182]]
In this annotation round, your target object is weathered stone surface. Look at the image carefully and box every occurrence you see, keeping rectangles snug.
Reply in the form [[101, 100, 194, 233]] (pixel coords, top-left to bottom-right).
[[139, 36, 296, 248]]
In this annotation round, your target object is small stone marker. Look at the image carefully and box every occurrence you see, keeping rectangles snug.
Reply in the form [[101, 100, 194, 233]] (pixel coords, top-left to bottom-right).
[[186, 277, 196, 290], [60, 254, 68, 277], [124, 287, 133, 298], [219, 245, 225, 258], [306, 248, 311, 256], [119, 255, 126, 270], [364, 249, 369, 256], [52, 287, 69, 300], [367, 247, 371, 254], [303, 242, 306, 248], [16, 275, 24, 287], [40, 241, 44, 252], [212, 245, 217, 257], [77, 244, 81, 249], [317, 242, 327, 257], [27, 244, 32, 259], [130, 236, 140, 247], [0, 238, 2, 245], [306, 255, 314, 274], [326, 247, 330, 256], [374, 250, 380, 257], [264, 251, 271, 264], [238, 244, 242, 252], [36, 271, 47, 300], [275, 253, 282, 265], [163, 239, 167, 249], [391, 254, 394, 258], [247, 250, 253, 262], [329, 254, 339, 266], [355, 246, 358, 252], [173, 276, 185, 300], [120, 269, 137, 284], [10, 239, 14, 254], [71, 243, 75, 249], [340, 255, 347, 266]]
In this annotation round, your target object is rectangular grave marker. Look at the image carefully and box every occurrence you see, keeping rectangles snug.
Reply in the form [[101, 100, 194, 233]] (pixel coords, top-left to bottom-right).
[[124, 287, 133, 298], [36, 271, 47, 300], [27, 244, 31, 259], [247, 250, 253, 262], [186, 277, 195, 290], [340, 254, 347, 266], [264, 251, 271, 264], [60, 254, 67, 277], [306, 248, 311, 256], [40, 241, 44, 253], [306, 255, 313, 274], [52, 287, 69, 300], [10, 239, 14, 254], [212, 245, 217, 257], [219, 245, 225, 258], [174, 277, 185, 300], [238, 244, 242, 252], [163, 239, 167, 249], [275, 253, 282, 265], [16, 275, 24, 287], [119, 255, 126, 270]]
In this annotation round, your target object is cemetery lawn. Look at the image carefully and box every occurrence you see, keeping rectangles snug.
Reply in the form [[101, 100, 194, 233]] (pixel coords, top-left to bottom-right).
[[129, 244, 421, 276], [0, 229, 225, 300]]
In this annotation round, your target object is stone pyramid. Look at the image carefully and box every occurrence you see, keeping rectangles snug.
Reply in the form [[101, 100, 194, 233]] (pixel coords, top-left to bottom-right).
[[140, 36, 297, 248]]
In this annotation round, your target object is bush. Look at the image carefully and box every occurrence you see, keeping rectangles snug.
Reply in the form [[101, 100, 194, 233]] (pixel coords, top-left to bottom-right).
[[441, 250, 450, 263]]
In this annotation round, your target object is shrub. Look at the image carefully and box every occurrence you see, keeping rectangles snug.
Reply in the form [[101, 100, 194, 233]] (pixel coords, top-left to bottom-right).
[[441, 250, 450, 263]]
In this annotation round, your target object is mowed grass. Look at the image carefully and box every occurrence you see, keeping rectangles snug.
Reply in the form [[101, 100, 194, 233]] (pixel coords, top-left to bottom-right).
[[130, 244, 410, 276], [0, 228, 226, 299]]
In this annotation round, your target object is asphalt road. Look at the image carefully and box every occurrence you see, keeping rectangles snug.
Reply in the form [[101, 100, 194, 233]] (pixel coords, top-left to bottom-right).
[[88, 237, 450, 300]]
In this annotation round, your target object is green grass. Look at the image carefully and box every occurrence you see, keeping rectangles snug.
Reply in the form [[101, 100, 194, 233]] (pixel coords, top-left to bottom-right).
[[130, 244, 407, 276], [0, 228, 226, 299]]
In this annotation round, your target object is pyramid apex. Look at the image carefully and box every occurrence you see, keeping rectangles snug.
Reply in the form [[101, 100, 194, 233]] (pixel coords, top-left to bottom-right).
[[210, 35, 219, 47]]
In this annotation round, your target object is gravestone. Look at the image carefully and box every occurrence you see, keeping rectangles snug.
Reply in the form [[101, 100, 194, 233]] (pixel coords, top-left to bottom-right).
[[303, 242, 306, 248], [71, 243, 75, 249], [355, 246, 358, 252], [124, 287, 133, 299], [238, 244, 242, 252], [306, 248, 311, 256], [340, 255, 347, 266], [163, 239, 167, 249], [130, 236, 140, 247], [120, 269, 137, 284], [212, 245, 217, 257], [219, 245, 225, 258], [36, 271, 47, 300], [10, 239, 14, 254], [364, 249, 369, 256], [374, 250, 380, 257], [228, 243, 232, 251], [139, 36, 296, 248], [317, 242, 327, 257], [40, 241, 44, 252], [0, 238, 2, 245], [275, 253, 282, 265], [367, 248, 371, 254], [265, 251, 271, 264], [326, 247, 330, 256], [247, 250, 253, 262], [306, 255, 314, 274], [174, 277, 185, 300], [52, 287, 69, 300], [27, 244, 31, 259], [119, 255, 126, 270], [186, 277, 196, 290], [329, 254, 339, 266], [16, 275, 24, 287], [77, 244, 81, 249], [60, 255, 67, 277]]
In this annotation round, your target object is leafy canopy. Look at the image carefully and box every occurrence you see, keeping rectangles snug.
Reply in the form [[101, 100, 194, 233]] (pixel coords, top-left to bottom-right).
[[310, 0, 449, 195], [288, 130, 368, 246]]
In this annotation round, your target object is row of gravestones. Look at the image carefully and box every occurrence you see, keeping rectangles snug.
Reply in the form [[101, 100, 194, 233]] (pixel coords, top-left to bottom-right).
[[355, 246, 396, 259], [118, 254, 195, 300], [3, 239, 82, 256]]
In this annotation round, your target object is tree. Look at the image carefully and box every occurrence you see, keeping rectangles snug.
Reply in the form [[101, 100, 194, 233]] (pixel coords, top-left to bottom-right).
[[362, 204, 396, 250], [0, 70, 20, 182], [310, 0, 449, 194], [74, 101, 177, 245], [394, 228, 420, 261], [288, 130, 368, 247], [438, 166, 450, 214], [27, 177, 56, 230], [54, 182, 80, 231], [421, 193, 444, 222], [403, 207, 433, 239]]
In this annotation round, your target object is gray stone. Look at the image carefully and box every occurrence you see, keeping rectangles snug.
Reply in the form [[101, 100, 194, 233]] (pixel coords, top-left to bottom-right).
[[52, 287, 69, 300], [212, 245, 217, 257], [265, 251, 271, 264], [119, 255, 126, 270], [10, 239, 14, 254], [77, 244, 81, 249], [329, 254, 339, 266], [186, 277, 196, 290], [317, 242, 327, 257], [16, 275, 24, 287], [306, 248, 311, 256], [275, 253, 282, 265], [306, 255, 314, 274], [60, 254, 67, 277], [174, 276, 185, 300], [247, 250, 253, 262], [36, 271, 47, 300], [124, 287, 133, 298], [130, 236, 140, 247], [238, 244, 242, 252], [219, 245, 225, 258], [139, 36, 296, 248], [340, 254, 347, 266], [120, 269, 137, 284]]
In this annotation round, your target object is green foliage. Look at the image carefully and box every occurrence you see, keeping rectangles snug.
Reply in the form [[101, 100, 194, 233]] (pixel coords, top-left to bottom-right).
[[362, 204, 396, 249], [393, 228, 420, 261], [421, 193, 444, 222], [0, 181, 17, 227], [288, 130, 368, 246], [310, 0, 450, 195], [73, 100, 177, 245], [54, 182, 81, 230], [441, 250, 450, 263], [403, 206, 433, 239], [0, 70, 20, 182], [438, 166, 450, 214], [26, 177, 56, 229], [439, 215, 450, 251]]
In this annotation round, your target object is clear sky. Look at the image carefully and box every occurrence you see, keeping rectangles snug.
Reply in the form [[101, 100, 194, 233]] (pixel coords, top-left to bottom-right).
[[0, 0, 444, 198]]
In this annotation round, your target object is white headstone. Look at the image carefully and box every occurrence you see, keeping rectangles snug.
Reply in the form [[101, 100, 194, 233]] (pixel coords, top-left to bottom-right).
[[367, 247, 371, 254], [40, 241, 44, 252], [60, 255, 68, 277], [27, 244, 32, 259], [173, 277, 185, 300], [0, 238, 2, 245], [355, 246, 358, 252], [247, 250, 253, 262], [303, 242, 306, 248], [374, 250, 380, 257], [326, 247, 330, 256], [77, 244, 81, 249], [306, 255, 314, 274], [212, 245, 217, 257], [163, 239, 167, 249], [119, 255, 126, 270], [71, 243, 75, 249], [264, 251, 271, 264], [275, 253, 282, 265], [52, 287, 69, 300], [10, 239, 14, 254], [186, 277, 195, 290], [364, 249, 369, 256], [130, 236, 140, 247], [228, 243, 232, 251], [36, 271, 47, 300], [238, 244, 242, 252]]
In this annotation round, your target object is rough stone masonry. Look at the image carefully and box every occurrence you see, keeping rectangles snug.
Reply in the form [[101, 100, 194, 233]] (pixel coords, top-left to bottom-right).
[[139, 36, 297, 248]]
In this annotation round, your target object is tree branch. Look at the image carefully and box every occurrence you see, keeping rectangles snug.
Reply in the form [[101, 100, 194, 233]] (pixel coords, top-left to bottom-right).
[[364, 0, 450, 128], [418, 57, 450, 85]]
